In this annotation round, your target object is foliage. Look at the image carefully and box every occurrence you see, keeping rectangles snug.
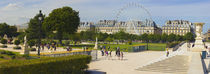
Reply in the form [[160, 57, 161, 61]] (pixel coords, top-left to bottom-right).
[[27, 40, 36, 48], [161, 33, 168, 42], [13, 46, 21, 49], [167, 33, 176, 42], [113, 30, 129, 41], [1, 39, 7, 45], [14, 40, 20, 46], [26, 11, 45, 41], [43, 6, 80, 44], [17, 32, 25, 43], [0, 23, 18, 38], [28, 48, 36, 51], [80, 30, 96, 40], [105, 36, 114, 43], [184, 32, 195, 42], [0, 55, 91, 74], [0, 50, 19, 56], [140, 33, 148, 42]]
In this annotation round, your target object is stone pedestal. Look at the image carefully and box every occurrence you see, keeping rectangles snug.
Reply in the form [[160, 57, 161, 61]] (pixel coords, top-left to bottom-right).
[[191, 23, 205, 52], [93, 37, 98, 49]]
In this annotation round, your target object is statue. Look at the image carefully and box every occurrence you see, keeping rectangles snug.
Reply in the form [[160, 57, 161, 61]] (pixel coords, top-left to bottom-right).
[[3, 34, 8, 40], [24, 35, 29, 55]]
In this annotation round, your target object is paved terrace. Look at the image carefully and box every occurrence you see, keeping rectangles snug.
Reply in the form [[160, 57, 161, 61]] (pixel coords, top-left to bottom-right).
[[88, 43, 207, 74]]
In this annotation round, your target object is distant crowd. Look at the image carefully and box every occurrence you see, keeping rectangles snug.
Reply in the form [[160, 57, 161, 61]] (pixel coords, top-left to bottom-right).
[[100, 45, 124, 60]]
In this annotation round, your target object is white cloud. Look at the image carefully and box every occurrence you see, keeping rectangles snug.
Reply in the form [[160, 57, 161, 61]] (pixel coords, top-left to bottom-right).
[[1, 3, 22, 11]]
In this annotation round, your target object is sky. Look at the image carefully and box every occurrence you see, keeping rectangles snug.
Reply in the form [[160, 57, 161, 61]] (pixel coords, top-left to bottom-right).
[[0, 0, 209, 32]]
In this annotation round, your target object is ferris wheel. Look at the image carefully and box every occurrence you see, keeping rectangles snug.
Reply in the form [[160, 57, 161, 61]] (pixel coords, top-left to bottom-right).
[[114, 2, 157, 35]]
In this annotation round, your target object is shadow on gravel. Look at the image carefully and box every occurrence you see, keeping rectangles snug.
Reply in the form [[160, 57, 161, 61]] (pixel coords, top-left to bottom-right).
[[85, 70, 106, 74]]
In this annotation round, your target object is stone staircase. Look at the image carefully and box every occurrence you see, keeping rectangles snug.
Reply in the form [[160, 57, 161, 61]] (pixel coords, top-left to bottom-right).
[[138, 48, 187, 69], [137, 55, 190, 74]]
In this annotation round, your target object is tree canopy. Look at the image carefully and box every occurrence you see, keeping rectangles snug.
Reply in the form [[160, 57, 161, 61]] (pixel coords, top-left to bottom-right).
[[43, 6, 80, 44], [0, 23, 17, 38]]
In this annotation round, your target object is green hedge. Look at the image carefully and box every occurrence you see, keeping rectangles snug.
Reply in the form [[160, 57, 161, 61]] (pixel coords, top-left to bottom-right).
[[0, 55, 91, 74]]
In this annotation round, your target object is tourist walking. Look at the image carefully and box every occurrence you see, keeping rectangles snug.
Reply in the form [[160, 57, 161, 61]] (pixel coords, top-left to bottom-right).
[[192, 44, 195, 47], [109, 50, 112, 57], [54, 45, 56, 51], [41, 43, 44, 51], [105, 50, 108, 56], [116, 47, 121, 60], [120, 51, 123, 60], [108, 50, 112, 60], [46, 43, 50, 50], [100, 46, 104, 56], [67, 46, 70, 51], [166, 48, 169, 57]]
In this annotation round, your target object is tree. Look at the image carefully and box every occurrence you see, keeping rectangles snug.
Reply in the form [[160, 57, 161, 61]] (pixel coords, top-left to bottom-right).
[[113, 30, 129, 42], [43, 6, 80, 44], [80, 30, 96, 41], [167, 33, 176, 42], [161, 33, 168, 43], [175, 35, 184, 41], [184, 32, 195, 42], [26, 11, 45, 42], [140, 33, 148, 42], [153, 34, 161, 43], [28, 40, 35, 48], [105, 36, 114, 44], [14, 40, 20, 46], [97, 32, 108, 41], [1, 39, 7, 46], [0, 23, 18, 38]]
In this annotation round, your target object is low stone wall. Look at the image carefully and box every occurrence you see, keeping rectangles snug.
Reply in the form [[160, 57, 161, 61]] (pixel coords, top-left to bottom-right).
[[41, 51, 91, 57]]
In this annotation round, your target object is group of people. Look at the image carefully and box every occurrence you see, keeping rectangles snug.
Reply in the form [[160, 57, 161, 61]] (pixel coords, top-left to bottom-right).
[[100, 46, 124, 60], [37, 42, 57, 51]]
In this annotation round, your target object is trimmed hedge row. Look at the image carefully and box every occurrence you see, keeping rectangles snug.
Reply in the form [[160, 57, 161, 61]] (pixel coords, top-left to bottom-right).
[[0, 55, 91, 74]]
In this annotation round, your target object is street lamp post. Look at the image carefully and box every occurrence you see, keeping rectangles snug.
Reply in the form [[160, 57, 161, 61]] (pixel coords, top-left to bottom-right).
[[147, 31, 149, 50], [37, 10, 43, 56]]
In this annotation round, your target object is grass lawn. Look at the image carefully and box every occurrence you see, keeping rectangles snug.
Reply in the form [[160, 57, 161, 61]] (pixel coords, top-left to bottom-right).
[[0, 50, 26, 62], [56, 41, 167, 51], [99, 43, 166, 51]]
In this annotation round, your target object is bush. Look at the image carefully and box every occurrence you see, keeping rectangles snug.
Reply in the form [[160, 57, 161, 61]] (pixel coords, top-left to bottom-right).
[[0, 50, 17, 56], [13, 46, 21, 49], [28, 48, 36, 51], [14, 40, 20, 46], [0, 55, 4, 58], [1, 39, 7, 45], [28, 40, 35, 48], [0, 55, 91, 74], [0, 45, 7, 48], [127, 41, 132, 45]]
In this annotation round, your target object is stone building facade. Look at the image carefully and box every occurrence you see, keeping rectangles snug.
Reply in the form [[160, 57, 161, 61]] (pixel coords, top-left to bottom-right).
[[162, 20, 193, 36], [77, 20, 162, 35]]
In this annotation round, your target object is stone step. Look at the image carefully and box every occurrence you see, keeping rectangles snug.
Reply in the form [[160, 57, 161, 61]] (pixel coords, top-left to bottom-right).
[[137, 55, 190, 73]]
